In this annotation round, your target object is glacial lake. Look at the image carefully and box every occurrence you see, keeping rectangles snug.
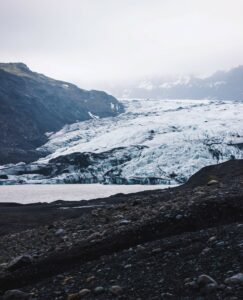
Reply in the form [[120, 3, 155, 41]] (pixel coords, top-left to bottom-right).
[[0, 184, 173, 204]]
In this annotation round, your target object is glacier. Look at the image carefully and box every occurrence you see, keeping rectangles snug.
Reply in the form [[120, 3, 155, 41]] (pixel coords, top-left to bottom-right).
[[0, 99, 243, 185]]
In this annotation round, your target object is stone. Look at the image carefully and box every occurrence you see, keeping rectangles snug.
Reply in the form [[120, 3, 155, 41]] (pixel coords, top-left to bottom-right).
[[62, 276, 73, 285], [197, 274, 217, 286], [200, 283, 218, 294], [201, 247, 211, 255], [218, 284, 226, 290], [161, 292, 174, 298], [118, 219, 131, 225], [216, 241, 225, 247], [7, 255, 32, 271], [79, 289, 91, 296], [94, 286, 105, 294], [67, 293, 82, 300], [55, 228, 66, 236], [86, 275, 95, 282], [208, 236, 217, 243], [0, 262, 8, 269], [3, 290, 30, 300], [137, 245, 145, 250], [184, 281, 197, 289], [110, 285, 123, 296], [124, 264, 132, 269], [207, 179, 219, 186], [87, 232, 102, 240], [175, 214, 183, 220], [152, 248, 161, 253], [225, 273, 243, 285]]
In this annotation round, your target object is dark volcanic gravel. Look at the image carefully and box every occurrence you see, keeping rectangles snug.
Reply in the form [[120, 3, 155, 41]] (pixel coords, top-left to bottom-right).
[[0, 160, 243, 300]]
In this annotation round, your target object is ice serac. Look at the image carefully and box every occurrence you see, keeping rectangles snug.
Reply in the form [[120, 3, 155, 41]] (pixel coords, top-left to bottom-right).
[[0, 99, 242, 185], [0, 63, 124, 164]]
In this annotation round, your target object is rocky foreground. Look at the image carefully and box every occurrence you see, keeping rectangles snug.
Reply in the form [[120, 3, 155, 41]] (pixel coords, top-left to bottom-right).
[[0, 160, 242, 299]]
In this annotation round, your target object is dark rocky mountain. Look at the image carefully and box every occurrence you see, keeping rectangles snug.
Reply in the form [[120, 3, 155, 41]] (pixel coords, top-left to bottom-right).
[[0, 63, 124, 164], [0, 160, 242, 299], [117, 65, 243, 100]]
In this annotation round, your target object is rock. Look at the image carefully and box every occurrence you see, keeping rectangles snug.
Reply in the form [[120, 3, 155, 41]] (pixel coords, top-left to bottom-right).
[[197, 275, 218, 295], [225, 273, 243, 285], [200, 283, 218, 294], [161, 292, 174, 298], [0, 262, 8, 269], [208, 236, 217, 243], [152, 248, 161, 253], [3, 289, 30, 300], [54, 291, 62, 296], [197, 274, 217, 286], [87, 232, 102, 241], [67, 293, 82, 300], [184, 281, 198, 289], [62, 276, 73, 285], [86, 275, 95, 283], [7, 255, 32, 271], [79, 289, 91, 296], [118, 219, 131, 225], [207, 179, 219, 186], [216, 241, 225, 247], [94, 286, 105, 294], [55, 228, 66, 236], [124, 264, 132, 269], [175, 214, 183, 220], [201, 247, 211, 255], [110, 285, 123, 296], [218, 284, 226, 290]]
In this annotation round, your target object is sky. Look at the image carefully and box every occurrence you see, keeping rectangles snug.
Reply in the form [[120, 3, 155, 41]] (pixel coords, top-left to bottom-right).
[[1, 0, 243, 91]]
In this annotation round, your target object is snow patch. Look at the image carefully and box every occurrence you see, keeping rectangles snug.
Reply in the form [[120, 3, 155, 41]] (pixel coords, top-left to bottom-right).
[[88, 112, 100, 120]]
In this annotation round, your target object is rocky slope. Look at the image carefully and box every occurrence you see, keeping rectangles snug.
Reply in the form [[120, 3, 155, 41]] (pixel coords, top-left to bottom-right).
[[0, 160, 242, 299], [0, 63, 124, 164]]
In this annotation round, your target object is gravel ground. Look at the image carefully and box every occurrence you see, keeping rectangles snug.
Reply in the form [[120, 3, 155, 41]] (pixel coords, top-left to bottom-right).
[[0, 160, 242, 299]]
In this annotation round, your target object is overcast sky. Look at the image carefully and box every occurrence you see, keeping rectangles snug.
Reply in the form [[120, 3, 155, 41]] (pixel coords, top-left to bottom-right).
[[1, 0, 243, 90]]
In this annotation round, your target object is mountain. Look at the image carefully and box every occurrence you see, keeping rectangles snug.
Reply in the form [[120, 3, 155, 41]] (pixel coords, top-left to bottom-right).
[[1, 99, 242, 185], [114, 65, 243, 100], [0, 63, 124, 164]]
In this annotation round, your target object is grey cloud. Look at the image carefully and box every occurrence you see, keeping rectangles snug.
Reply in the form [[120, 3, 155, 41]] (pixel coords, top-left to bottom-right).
[[0, 0, 243, 90]]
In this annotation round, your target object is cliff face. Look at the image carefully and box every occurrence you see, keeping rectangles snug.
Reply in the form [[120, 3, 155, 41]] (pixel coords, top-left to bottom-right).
[[0, 63, 124, 164]]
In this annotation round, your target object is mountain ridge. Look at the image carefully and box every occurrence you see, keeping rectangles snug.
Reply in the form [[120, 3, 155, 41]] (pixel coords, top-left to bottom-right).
[[0, 63, 124, 164], [114, 65, 243, 100]]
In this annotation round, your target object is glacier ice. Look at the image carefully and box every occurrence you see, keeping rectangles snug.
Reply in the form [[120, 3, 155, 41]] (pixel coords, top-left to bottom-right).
[[0, 99, 243, 185]]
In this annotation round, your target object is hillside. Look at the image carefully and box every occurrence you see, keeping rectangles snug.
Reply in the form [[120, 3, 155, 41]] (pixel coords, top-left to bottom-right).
[[0, 160, 242, 299], [0, 63, 124, 164]]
